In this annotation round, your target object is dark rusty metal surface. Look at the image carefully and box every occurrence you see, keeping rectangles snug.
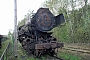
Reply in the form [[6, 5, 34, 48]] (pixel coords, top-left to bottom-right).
[[55, 14, 65, 26], [17, 8, 65, 57], [0, 35, 3, 38], [0, 35, 3, 48], [57, 42, 64, 48], [35, 8, 55, 32], [35, 43, 63, 49]]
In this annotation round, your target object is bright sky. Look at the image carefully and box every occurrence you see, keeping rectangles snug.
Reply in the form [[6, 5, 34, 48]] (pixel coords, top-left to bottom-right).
[[0, 0, 45, 35]]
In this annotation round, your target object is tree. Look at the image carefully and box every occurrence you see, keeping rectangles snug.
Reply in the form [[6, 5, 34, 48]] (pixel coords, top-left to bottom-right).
[[18, 10, 34, 27], [43, 0, 90, 43]]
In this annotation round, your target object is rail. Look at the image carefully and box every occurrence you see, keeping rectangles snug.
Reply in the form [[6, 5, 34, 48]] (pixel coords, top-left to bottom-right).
[[0, 43, 10, 60], [63, 47, 90, 54]]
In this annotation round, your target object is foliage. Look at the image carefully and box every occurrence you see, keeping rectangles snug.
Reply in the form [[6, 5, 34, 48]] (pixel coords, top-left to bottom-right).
[[43, 0, 90, 43], [7, 31, 12, 39], [18, 10, 34, 28], [18, 18, 26, 27], [0, 39, 11, 56]]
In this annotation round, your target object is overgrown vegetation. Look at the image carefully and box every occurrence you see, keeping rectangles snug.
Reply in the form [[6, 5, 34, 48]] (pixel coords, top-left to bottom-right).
[[0, 39, 11, 56], [0, 38, 15, 60], [43, 0, 90, 43], [17, 0, 90, 43], [58, 51, 82, 60]]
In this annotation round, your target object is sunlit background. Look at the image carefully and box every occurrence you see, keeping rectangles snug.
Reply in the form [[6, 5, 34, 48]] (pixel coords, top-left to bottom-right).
[[0, 0, 45, 35]]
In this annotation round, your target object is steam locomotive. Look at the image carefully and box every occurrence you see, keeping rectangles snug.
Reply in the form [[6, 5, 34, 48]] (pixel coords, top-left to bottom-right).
[[18, 8, 65, 57]]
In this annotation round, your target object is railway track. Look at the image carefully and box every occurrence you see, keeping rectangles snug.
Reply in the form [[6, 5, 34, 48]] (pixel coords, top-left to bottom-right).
[[63, 47, 90, 54]]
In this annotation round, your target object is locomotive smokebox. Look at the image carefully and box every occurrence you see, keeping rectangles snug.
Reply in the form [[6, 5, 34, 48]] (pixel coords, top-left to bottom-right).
[[35, 8, 55, 32], [33, 8, 65, 32]]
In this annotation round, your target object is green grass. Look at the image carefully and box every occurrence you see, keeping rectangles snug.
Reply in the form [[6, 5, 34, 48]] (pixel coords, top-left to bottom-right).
[[58, 52, 82, 60], [0, 39, 14, 60], [0, 39, 11, 56]]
